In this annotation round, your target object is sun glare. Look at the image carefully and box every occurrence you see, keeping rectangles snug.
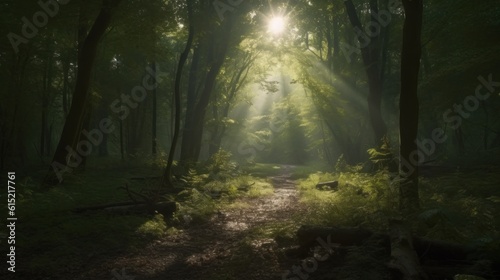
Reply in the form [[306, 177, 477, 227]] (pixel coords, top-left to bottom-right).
[[268, 16, 286, 35]]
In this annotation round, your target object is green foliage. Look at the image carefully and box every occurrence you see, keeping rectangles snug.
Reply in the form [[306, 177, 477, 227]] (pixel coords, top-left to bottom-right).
[[367, 137, 398, 171], [174, 155, 274, 223], [241, 162, 284, 177], [297, 168, 500, 251], [246, 181, 274, 198], [0, 167, 170, 277], [417, 172, 500, 248], [174, 188, 218, 223], [297, 171, 398, 229], [207, 149, 235, 176], [334, 154, 362, 173], [136, 213, 168, 239]]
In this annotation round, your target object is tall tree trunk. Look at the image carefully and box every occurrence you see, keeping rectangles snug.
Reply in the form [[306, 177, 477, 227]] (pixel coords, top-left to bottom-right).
[[180, 20, 234, 163], [344, 0, 387, 145], [151, 61, 157, 155], [179, 43, 201, 163], [161, 1, 194, 188], [62, 53, 71, 117], [186, 47, 229, 162], [208, 52, 255, 157], [44, 0, 122, 187], [399, 0, 423, 214], [120, 119, 124, 161], [41, 39, 54, 157], [78, 105, 92, 169]]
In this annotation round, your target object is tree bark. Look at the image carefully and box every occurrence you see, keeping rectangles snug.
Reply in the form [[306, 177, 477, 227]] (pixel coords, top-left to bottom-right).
[[43, 0, 122, 187], [162, 1, 194, 188], [399, 0, 423, 214], [179, 43, 201, 164], [151, 61, 157, 155], [208, 52, 255, 157], [343, 0, 387, 145]]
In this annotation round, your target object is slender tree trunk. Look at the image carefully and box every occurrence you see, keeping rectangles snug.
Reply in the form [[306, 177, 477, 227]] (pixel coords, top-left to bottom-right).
[[482, 102, 489, 150], [62, 52, 71, 117], [120, 119, 124, 161], [454, 127, 465, 154], [44, 0, 122, 187], [399, 0, 423, 214], [161, 1, 194, 188], [41, 40, 54, 157], [151, 61, 157, 155]]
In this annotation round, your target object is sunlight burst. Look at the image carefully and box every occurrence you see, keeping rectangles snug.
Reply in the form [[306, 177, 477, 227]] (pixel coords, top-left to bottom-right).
[[268, 16, 286, 35]]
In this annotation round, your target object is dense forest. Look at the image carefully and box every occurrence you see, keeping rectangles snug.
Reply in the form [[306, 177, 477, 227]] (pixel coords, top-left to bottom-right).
[[1, 0, 499, 279]]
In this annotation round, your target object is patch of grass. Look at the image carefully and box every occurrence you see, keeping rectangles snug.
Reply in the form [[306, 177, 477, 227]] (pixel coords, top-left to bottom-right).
[[174, 175, 274, 223], [136, 213, 168, 239], [224, 201, 251, 210], [174, 188, 218, 223], [248, 221, 299, 241], [246, 181, 274, 197], [242, 162, 284, 177], [0, 166, 170, 277], [418, 170, 500, 247], [289, 162, 332, 179], [297, 171, 398, 230], [296, 168, 500, 251]]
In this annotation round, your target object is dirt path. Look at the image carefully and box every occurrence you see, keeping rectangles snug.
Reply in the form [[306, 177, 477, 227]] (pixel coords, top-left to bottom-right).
[[77, 165, 305, 280]]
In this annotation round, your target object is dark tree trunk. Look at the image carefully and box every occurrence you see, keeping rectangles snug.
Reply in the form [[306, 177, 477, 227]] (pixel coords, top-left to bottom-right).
[[120, 119, 124, 161], [399, 0, 423, 214], [162, 1, 194, 188], [454, 127, 465, 154], [41, 39, 54, 157], [344, 0, 387, 145], [62, 52, 71, 117], [186, 46, 230, 162], [44, 0, 122, 187], [78, 106, 92, 169], [208, 52, 255, 157], [180, 21, 233, 163], [151, 61, 157, 155], [179, 43, 201, 164]]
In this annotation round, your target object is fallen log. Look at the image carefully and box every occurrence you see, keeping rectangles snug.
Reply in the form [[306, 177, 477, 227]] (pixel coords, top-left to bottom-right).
[[315, 181, 339, 191]]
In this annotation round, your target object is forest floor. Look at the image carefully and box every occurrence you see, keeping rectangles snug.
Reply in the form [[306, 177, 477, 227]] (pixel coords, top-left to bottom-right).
[[75, 165, 308, 280], [10, 163, 498, 280]]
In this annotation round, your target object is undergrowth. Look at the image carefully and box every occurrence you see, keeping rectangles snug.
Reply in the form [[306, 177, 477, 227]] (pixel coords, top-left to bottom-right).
[[173, 150, 275, 224], [297, 170, 399, 230], [297, 168, 500, 249]]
